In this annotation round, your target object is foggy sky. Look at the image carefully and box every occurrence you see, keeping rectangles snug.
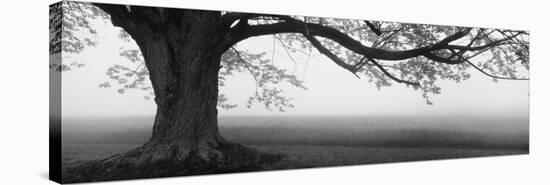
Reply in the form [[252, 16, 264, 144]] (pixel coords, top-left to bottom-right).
[[59, 17, 529, 118]]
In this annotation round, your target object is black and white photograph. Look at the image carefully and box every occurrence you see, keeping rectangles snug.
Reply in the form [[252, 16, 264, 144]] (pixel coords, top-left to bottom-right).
[[47, 0, 533, 183], [3, 0, 550, 185]]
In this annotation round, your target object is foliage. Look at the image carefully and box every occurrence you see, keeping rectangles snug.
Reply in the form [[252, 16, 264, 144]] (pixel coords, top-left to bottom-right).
[[49, 2, 107, 71], [50, 1, 529, 111], [222, 48, 307, 111]]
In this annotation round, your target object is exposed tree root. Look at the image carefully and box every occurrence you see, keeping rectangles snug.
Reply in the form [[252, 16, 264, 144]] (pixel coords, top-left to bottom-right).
[[61, 142, 284, 183]]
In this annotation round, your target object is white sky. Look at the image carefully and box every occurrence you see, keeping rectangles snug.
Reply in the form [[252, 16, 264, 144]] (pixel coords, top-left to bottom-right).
[[60, 18, 529, 118]]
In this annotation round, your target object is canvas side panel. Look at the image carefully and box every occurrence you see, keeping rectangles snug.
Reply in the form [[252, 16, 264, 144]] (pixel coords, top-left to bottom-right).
[[49, 1, 63, 183]]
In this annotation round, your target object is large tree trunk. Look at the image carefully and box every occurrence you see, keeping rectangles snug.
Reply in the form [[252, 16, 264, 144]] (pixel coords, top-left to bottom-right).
[[136, 10, 228, 163], [62, 8, 281, 183]]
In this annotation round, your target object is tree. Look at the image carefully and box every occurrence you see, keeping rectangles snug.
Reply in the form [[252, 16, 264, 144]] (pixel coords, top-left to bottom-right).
[[50, 1, 529, 182]]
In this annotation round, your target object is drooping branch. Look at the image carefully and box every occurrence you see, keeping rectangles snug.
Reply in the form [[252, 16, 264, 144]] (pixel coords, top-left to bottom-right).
[[230, 47, 261, 96], [303, 34, 360, 78], [304, 34, 420, 85], [443, 30, 529, 81], [226, 47, 306, 111], [464, 59, 528, 81], [273, 35, 299, 67], [365, 56, 420, 86]]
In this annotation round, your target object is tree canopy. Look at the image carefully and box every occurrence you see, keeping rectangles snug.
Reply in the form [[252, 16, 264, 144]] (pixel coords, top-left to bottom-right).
[[50, 1, 529, 110]]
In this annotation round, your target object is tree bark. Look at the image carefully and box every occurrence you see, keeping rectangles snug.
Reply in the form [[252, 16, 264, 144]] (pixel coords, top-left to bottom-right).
[[62, 8, 281, 183], [134, 10, 228, 163]]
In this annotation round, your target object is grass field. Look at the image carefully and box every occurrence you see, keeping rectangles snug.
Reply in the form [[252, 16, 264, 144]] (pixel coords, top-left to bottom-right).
[[61, 115, 528, 169]]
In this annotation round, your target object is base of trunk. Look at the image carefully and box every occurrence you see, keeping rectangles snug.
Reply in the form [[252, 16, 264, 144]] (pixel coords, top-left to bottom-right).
[[61, 141, 284, 183]]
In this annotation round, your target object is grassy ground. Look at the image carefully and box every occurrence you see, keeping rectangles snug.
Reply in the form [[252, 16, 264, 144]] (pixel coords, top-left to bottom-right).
[[61, 116, 529, 171], [62, 143, 527, 171], [256, 145, 526, 169]]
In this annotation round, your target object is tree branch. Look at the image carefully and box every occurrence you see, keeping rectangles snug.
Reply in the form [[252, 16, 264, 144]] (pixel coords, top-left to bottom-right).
[[372, 29, 401, 48], [303, 35, 360, 78], [464, 59, 528, 81], [223, 15, 504, 85], [304, 33, 421, 85], [365, 56, 420, 86], [223, 18, 472, 62], [273, 35, 299, 66], [364, 21, 382, 36], [422, 52, 464, 64], [230, 47, 261, 96]]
